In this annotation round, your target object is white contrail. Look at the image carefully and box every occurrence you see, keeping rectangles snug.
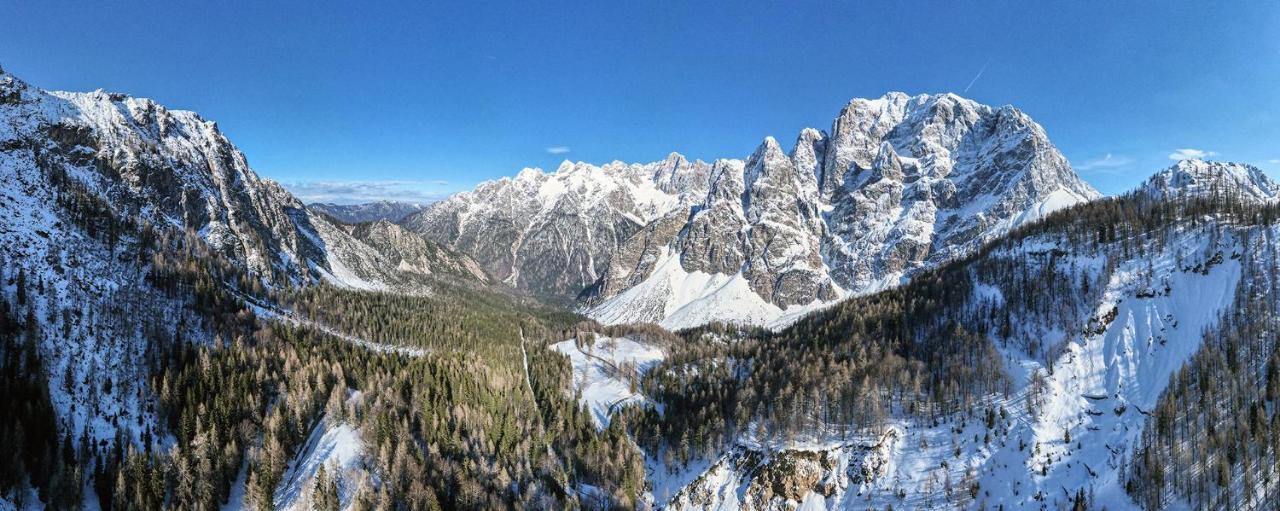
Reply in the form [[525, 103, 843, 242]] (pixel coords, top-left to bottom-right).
[[963, 59, 992, 93]]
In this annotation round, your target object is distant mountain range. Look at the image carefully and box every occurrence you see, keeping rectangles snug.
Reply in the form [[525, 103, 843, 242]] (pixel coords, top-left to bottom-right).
[[405, 92, 1100, 328], [309, 200, 427, 223]]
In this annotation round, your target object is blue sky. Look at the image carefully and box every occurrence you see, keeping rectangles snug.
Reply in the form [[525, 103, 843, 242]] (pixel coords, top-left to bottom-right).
[[3, 1, 1278, 202]]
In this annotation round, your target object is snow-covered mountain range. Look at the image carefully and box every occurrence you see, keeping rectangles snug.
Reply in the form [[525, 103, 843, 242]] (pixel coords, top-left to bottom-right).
[[0, 66, 483, 295], [0, 65, 497, 510], [406, 93, 1100, 329], [0, 64, 491, 451]]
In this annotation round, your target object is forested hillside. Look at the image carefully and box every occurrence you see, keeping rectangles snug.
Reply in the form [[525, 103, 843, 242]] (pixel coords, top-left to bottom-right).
[[620, 187, 1280, 509], [0, 196, 648, 509], [0, 66, 645, 510]]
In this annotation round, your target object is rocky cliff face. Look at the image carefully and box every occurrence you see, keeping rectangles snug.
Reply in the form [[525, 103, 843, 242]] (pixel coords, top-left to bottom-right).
[[346, 220, 488, 282], [402, 154, 711, 299], [408, 93, 1100, 328], [0, 68, 481, 293], [815, 93, 1098, 297]]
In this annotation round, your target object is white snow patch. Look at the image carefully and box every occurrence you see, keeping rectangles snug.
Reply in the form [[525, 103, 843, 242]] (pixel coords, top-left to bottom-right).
[[274, 420, 366, 511], [312, 248, 387, 292], [552, 336, 665, 429], [1011, 187, 1091, 228], [589, 249, 842, 331]]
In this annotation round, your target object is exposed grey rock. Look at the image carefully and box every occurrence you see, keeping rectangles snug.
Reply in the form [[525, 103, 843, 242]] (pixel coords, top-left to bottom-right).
[[409, 92, 1103, 328], [403, 155, 713, 298], [739, 137, 830, 307], [583, 207, 691, 301], [679, 159, 748, 275]]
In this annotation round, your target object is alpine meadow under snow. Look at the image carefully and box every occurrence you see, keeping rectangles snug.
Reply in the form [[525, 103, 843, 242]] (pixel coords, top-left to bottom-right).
[[4, 55, 1280, 511]]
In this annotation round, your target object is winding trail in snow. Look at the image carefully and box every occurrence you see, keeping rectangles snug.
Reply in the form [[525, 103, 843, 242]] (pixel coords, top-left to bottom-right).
[[519, 328, 561, 461], [519, 328, 536, 398]]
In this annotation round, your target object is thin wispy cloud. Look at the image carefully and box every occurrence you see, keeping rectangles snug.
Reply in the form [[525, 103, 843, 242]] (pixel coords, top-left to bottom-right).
[[1268, 159, 1280, 164], [963, 58, 991, 94], [284, 180, 455, 205], [1074, 153, 1134, 172], [545, 146, 571, 155], [1168, 148, 1216, 161]]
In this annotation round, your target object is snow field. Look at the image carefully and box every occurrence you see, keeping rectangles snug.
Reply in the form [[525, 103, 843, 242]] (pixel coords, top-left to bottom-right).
[[552, 336, 665, 429]]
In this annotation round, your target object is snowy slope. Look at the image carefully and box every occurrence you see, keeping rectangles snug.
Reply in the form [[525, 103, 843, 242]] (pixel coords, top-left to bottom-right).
[[552, 336, 665, 429], [654, 223, 1249, 510], [587, 249, 835, 331], [981, 228, 1243, 510], [0, 65, 485, 471], [0, 68, 479, 295], [273, 420, 371, 511], [0, 112, 188, 448]]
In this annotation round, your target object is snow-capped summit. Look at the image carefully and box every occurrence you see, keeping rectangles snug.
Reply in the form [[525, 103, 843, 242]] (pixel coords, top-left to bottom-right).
[[0, 68, 480, 294], [0, 67, 493, 452], [1139, 159, 1280, 203], [408, 92, 1101, 329]]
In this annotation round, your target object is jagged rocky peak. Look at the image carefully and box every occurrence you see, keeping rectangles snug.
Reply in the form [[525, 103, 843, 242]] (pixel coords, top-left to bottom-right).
[[1140, 159, 1280, 203], [410, 91, 1100, 329], [1, 67, 29, 104], [678, 159, 748, 276], [790, 128, 827, 180], [743, 137, 790, 200], [402, 153, 720, 297], [868, 141, 907, 182], [820, 92, 913, 194], [736, 136, 828, 306], [0, 68, 313, 280], [650, 151, 712, 194], [822, 92, 1090, 192]]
